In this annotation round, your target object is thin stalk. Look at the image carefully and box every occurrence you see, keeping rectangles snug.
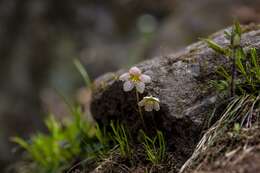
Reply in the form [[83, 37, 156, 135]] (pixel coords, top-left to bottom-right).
[[136, 90, 145, 126], [231, 48, 237, 97]]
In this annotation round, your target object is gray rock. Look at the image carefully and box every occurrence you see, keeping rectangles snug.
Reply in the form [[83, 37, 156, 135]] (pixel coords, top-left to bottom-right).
[[91, 25, 260, 163]]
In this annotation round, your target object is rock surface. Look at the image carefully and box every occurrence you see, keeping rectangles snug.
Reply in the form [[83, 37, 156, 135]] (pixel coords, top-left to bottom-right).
[[91, 24, 260, 166]]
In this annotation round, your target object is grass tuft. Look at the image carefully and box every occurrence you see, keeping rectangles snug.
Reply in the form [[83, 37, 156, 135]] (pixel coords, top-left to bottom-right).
[[140, 130, 166, 165], [110, 121, 132, 159]]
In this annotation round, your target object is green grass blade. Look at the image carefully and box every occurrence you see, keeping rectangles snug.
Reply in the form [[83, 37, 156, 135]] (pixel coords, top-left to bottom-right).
[[74, 59, 92, 88], [202, 38, 227, 55]]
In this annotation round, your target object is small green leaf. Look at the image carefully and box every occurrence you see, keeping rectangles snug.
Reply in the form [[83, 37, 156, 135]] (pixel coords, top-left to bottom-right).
[[250, 48, 260, 78], [224, 30, 231, 40], [234, 20, 242, 36], [235, 49, 247, 76], [203, 38, 227, 55], [233, 123, 241, 133], [11, 137, 30, 151], [231, 20, 242, 47], [217, 66, 231, 81]]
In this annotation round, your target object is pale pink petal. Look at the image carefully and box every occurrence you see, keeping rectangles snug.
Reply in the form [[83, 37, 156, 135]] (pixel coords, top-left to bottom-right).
[[123, 81, 134, 92], [119, 73, 130, 81], [135, 82, 145, 93], [129, 66, 141, 75], [140, 74, 151, 83], [144, 104, 153, 112], [138, 100, 145, 107], [154, 102, 160, 111]]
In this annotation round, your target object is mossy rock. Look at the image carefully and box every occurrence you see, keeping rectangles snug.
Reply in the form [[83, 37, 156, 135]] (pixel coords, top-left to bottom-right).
[[91, 24, 260, 172]]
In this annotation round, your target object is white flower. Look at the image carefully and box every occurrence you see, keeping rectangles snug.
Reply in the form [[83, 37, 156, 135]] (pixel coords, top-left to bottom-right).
[[138, 96, 160, 112], [119, 66, 151, 93]]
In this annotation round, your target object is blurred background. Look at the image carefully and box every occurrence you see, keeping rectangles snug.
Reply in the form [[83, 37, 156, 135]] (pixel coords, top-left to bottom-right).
[[0, 0, 259, 170]]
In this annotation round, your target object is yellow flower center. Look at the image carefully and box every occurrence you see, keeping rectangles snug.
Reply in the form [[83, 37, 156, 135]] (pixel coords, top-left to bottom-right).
[[130, 74, 141, 82], [146, 100, 154, 105]]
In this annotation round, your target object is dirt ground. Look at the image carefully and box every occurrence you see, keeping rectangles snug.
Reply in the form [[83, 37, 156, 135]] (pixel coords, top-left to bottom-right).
[[188, 126, 260, 173]]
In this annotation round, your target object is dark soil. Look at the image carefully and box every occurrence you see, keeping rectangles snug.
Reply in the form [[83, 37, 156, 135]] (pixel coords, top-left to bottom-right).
[[185, 125, 260, 173]]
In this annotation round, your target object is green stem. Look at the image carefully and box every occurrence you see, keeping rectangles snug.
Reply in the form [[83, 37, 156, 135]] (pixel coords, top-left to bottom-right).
[[231, 48, 237, 97], [136, 90, 145, 126]]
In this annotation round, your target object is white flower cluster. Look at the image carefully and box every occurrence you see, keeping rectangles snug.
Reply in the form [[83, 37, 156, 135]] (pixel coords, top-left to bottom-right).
[[119, 66, 160, 112]]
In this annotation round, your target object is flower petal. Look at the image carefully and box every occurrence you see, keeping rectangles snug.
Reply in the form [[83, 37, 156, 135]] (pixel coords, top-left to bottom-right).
[[154, 102, 160, 111], [138, 100, 145, 107], [123, 81, 134, 92], [129, 66, 141, 75], [144, 104, 153, 112], [135, 82, 145, 93], [152, 97, 160, 103], [140, 74, 151, 83], [119, 73, 130, 81]]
